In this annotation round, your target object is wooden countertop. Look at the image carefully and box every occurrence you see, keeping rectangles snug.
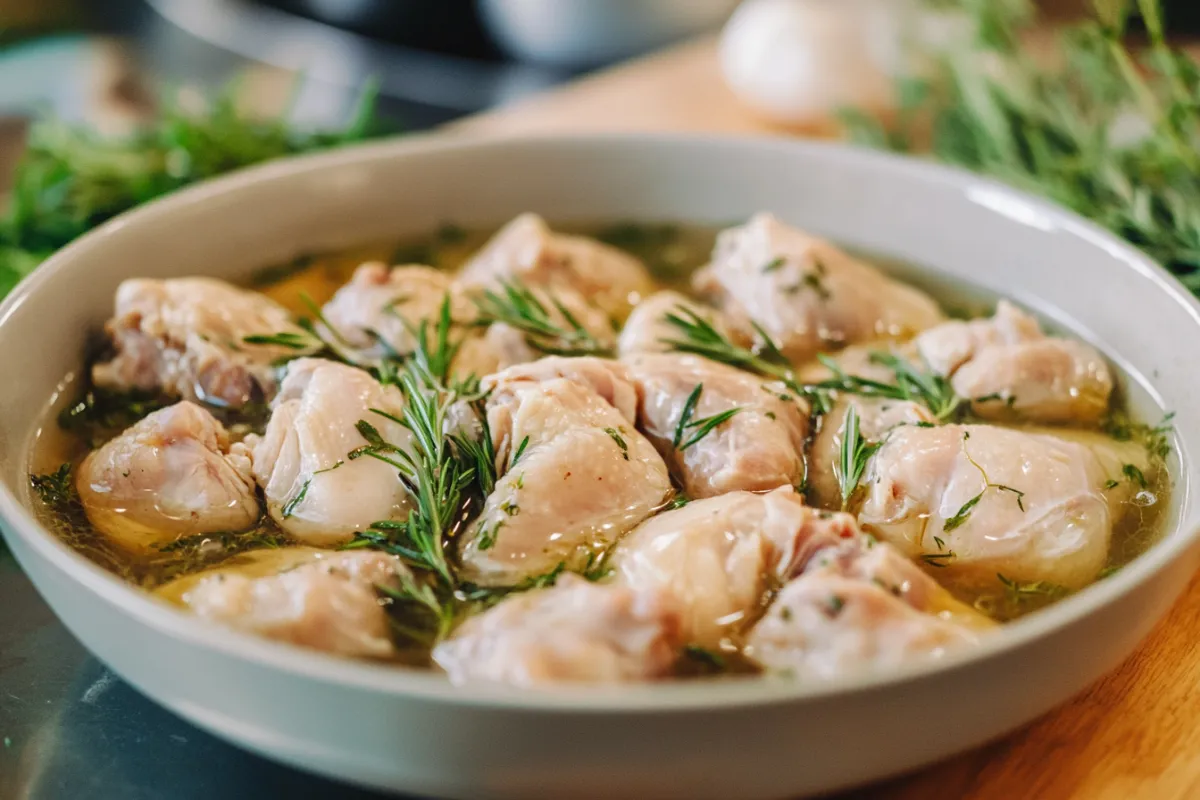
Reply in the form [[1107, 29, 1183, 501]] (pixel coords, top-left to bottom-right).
[[454, 35, 1200, 800]]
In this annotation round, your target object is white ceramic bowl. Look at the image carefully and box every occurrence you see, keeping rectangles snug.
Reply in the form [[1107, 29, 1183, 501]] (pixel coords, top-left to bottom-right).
[[1, 135, 1197, 800]]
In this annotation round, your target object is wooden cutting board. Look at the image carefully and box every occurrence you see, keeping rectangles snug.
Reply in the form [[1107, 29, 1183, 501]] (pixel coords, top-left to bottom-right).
[[453, 35, 1200, 800]]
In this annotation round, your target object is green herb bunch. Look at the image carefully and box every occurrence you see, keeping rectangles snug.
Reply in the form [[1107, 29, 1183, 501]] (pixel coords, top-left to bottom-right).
[[841, 0, 1200, 288], [0, 80, 383, 295]]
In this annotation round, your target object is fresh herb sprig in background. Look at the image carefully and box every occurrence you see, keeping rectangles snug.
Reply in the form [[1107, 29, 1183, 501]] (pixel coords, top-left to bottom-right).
[[0, 79, 384, 296], [841, 0, 1200, 291]]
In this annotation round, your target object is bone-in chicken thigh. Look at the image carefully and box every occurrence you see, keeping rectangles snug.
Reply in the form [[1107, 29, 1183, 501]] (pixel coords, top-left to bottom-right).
[[858, 424, 1153, 591], [914, 301, 1113, 423], [746, 536, 992, 678], [455, 284, 618, 378], [612, 488, 858, 646], [166, 548, 405, 659], [433, 574, 682, 685], [617, 290, 745, 357], [319, 262, 475, 361], [457, 213, 654, 318], [93, 277, 308, 407], [693, 213, 944, 363], [245, 358, 412, 546], [747, 574, 983, 679], [806, 395, 935, 510], [457, 377, 672, 587], [481, 356, 640, 423], [622, 353, 810, 498], [76, 401, 260, 552]]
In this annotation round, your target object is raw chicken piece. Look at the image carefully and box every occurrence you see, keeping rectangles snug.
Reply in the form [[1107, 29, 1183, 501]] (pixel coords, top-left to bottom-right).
[[319, 262, 476, 361], [914, 301, 1113, 424], [623, 353, 810, 498], [612, 488, 859, 647], [432, 574, 681, 684], [806, 395, 935, 510], [803, 537, 994, 632], [458, 378, 672, 587], [858, 424, 1153, 591], [456, 284, 618, 378], [93, 277, 308, 408], [245, 358, 412, 546], [174, 548, 405, 659], [458, 213, 654, 318], [481, 356, 640, 424], [76, 401, 259, 552], [747, 527, 993, 677], [618, 290, 745, 357], [746, 574, 982, 679], [916, 301, 1041, 375], [693, 213, 944, 363], [795, 341, 910, 384]]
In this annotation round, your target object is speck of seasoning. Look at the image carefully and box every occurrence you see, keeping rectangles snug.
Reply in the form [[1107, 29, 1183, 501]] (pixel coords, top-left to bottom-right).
[[780, 606, 793, 621], [764, 411, 777, 420], [824, 595, 845, 617]]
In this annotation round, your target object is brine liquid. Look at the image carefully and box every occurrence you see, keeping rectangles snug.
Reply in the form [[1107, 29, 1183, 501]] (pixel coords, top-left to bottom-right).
[[30, 221, 1174, 631]]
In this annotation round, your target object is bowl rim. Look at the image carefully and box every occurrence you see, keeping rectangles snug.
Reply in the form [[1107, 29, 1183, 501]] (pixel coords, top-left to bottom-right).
[[2, 131, 1198, 712]]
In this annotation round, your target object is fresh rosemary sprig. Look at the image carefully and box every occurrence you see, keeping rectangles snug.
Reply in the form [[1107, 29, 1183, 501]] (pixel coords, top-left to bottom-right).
[[670, 382, 744, 451], [813, 352, 963, 420], [1, 80, 383, 296], [659, 305, 830, 412], [390, 294, 463, 387], [834, 405, 880, 509], [661, 305, 962, 420], [472, 280, 613, 357], [841, 0, 1200, 292]]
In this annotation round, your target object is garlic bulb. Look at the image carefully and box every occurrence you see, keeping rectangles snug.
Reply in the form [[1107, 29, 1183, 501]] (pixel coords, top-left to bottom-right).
[[718, 0, 903, 125]]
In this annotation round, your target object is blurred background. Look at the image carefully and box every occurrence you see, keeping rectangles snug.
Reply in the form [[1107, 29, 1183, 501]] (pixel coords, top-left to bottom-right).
[[0, 0, 748, 134]]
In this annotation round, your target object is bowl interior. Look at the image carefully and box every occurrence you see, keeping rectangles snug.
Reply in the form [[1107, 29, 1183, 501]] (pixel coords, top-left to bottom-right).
[[1, 134, 1197, 705]]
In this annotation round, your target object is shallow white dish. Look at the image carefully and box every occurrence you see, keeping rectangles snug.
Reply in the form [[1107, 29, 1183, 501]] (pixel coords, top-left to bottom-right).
[[1, 135, 1198, 800]]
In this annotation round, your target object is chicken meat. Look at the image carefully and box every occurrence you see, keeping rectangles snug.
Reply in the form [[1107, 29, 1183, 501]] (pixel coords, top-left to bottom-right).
[[76, 401, 259, 552], [914, 301, 1113, 424], [747, 573, 983, 679], [245, 358, 412, 546], [481, 356, 639, 423], [319, 262, 475, 361], [457, 213, 653, 318], [167, 548, 405, 659], [623, 353, 810, 498], [456, 283, 619, 378], [617, 290, 745, 357], [93, 277, 308, 408], [858, 423, 1153, 591], [693, 213, 944, 363], [457, 377, 672, 586], [806, 395, 935, 510], [432, 574, 681, 684], [611, 487, 859, 647], [746, 534, 992, 677]]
